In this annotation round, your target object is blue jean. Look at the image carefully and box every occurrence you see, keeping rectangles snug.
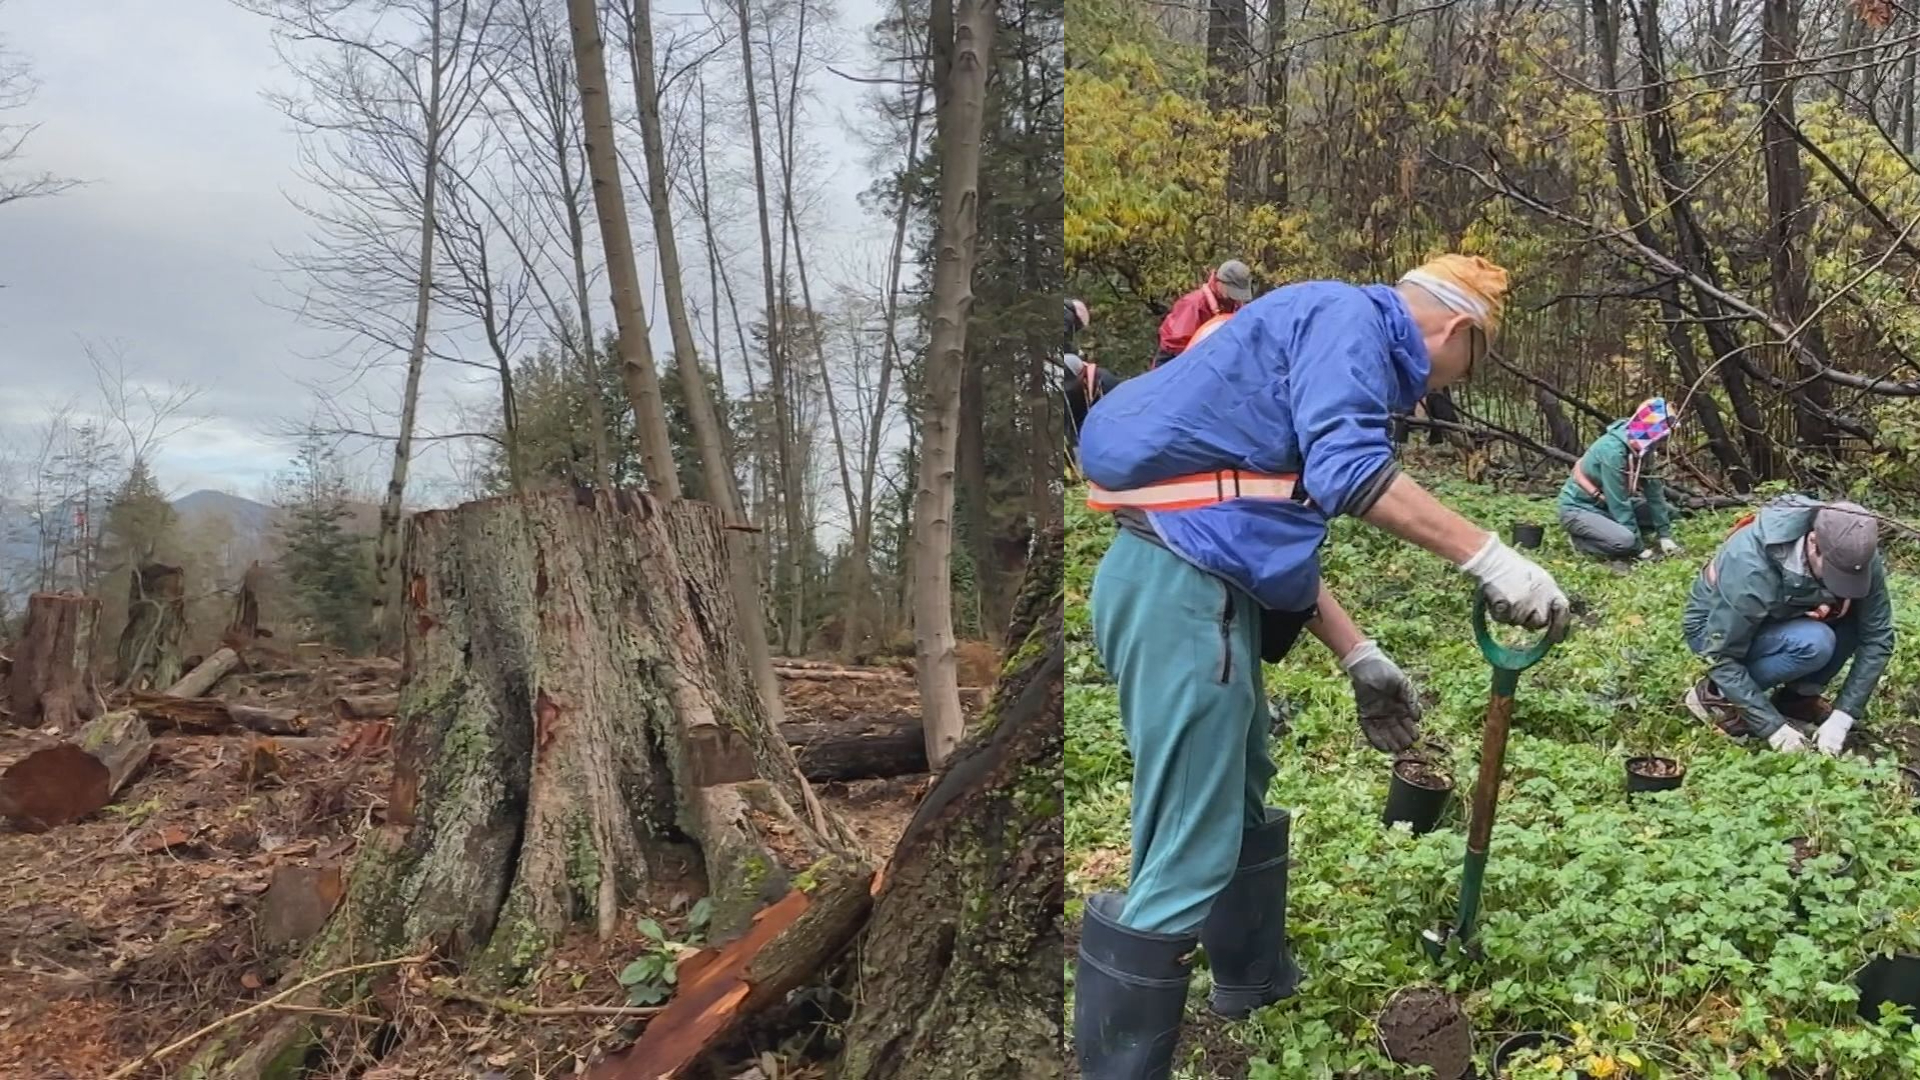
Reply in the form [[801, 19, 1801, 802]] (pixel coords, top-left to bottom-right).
[[1712, 617, 1858, 696], [1091, 530, 1274, 935]]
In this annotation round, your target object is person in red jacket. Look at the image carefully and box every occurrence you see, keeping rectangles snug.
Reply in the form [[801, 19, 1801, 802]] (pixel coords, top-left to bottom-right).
[[1154, 260, 1253, 365]]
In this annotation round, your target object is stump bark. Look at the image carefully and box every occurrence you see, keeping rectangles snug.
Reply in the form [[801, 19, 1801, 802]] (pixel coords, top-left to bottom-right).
[[831, 523, 1065, 1080], [6, 592, 101, 730], [324, 487, 865, 970], [115, 562, 187, 692], [226, 561, 267, 642], [0, 710, 152, 830]]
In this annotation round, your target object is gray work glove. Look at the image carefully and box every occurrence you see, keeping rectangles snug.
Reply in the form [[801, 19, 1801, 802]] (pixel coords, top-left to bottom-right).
[[1341, 641, 1422, 752]]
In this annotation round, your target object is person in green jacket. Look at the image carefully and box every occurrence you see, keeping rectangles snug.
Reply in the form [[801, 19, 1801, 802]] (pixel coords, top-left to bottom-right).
[[1557, 397, 1679, 561], [1683, 497, 1891, 754]]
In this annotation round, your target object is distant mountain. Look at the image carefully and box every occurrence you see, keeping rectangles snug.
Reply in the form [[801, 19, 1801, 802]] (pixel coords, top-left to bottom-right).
[[172, 489, 276, 537]]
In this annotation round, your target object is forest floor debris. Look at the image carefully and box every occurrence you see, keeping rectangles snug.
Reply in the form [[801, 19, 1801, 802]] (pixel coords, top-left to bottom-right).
[[0, 650, 950, 1078]]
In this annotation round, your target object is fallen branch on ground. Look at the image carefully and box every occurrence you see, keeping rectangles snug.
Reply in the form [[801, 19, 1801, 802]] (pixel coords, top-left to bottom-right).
[[431, 982, 667, 1019]]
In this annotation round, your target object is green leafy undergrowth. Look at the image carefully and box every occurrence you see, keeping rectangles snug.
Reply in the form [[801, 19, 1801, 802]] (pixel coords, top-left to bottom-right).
[[1066, 476, 1920, 1077]]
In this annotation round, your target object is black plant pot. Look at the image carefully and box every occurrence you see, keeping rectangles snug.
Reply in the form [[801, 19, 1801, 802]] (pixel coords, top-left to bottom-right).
[[1490, 1032, 1579, 1077], [1384, 758, 1453, 835], [1786, 837, 1856, 918], [1625, 756, 1686, 797], [1511, 522, 1545, 550], [1857, 953, 1920, 1026], [1899, 766, 1920, 811]]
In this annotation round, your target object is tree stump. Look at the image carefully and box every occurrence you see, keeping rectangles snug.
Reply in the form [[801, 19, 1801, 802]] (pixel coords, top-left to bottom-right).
[[6, 592, 101, 730], [115, 562, 186, 692], [331, 487, 865, 964], [226, 560, 268, 642], [831, 523, 1065, 1080]]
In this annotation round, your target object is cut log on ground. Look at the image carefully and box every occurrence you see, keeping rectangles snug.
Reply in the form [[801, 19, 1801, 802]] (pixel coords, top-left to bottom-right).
[[589, 861, 873, 1079], [784, 713, 927, 781], [773, 667, 909, 684], [6, 592, 101, 730], [201, 487, 873, 1078], [114, 563, 187, 693], [330, 694, 398, 721], [0, 710, 153, 831], [831, 522, 1065, 1079], [131, 693, 309, 736], [165, 647, 240, 699]]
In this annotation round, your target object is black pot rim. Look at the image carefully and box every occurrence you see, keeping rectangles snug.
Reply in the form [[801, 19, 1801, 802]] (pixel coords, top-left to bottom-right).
[[1784, 836, 1856, 873], [1626, 755, 1685, 777], [1392, 757, 1454, 790], [1490, 1031, 1576, 1075]]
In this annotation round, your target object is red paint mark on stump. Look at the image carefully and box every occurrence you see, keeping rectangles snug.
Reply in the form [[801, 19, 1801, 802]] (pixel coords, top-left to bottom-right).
[[535, 691, 562, 758], [408, 574, 427, 608]]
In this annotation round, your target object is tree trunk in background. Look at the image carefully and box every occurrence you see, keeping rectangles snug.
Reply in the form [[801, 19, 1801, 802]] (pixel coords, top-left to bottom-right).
[[831, 523, 1063, 1079], [734, 0, 806, 656], [1265, 0, 1289, 207], [114, 562, 185, 693], [225, 561, 266, 644], [625, 0, 786, 723], [1536, 387, 1580, 456], [566, 0, 680, 497], [957, 343, 992, 633], [1205, 0, 1251, 197], [370, 0, 446, 651], [912, 0, 997, 770], [1760, 0, 1837, 458], [6, 592, 100, 731]]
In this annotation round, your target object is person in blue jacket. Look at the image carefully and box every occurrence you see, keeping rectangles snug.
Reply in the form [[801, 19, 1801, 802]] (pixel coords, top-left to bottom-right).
[[1072, 255, 1572, 1079]]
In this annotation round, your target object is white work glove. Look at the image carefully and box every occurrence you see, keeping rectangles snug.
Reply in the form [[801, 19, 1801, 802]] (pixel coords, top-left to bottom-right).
[[1637, 548, 1656, 561], [1459, 533, 1571, 632], [1769, 724, 1808, 753], [1341, 641, 1422, 753], [1659, 537, 1681, 556], [1815, 710, 1856, 755]]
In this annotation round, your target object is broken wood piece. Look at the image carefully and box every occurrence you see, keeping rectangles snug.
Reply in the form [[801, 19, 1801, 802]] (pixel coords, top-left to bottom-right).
[[241, 737, 285, 787], [330, 693, 398, 721], [131, 693, 308, 737], [590, 862, 874, 1080], [6, 592, 101, 730], [770, 667, 908, 684], [783, 714, 928, 781], [164, 647, 241, 698], [258, 864, 346, 948], [0, 709, 152, 830]]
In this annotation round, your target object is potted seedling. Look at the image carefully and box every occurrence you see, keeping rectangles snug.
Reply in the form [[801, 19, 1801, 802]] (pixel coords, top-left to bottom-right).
[[1511, 521, 1545, 550], [1494, 1021, 1643, 1079], [1624, 754, 1686, 797], [1384, 738, 1454, 835], [1784, 815, 1856, 919], [1858, 949, 1920, 1026]]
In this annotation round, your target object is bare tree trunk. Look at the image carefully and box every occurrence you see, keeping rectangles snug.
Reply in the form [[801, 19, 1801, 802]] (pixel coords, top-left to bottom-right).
[[912, 0, 997, 770], [114, 562, 185, 693], [566, 0, 680, 497], [1265, 0, 1289, 206], [6, 592, 100, 730], [624, 0, 788, 724], [371, 0, 447, 649]]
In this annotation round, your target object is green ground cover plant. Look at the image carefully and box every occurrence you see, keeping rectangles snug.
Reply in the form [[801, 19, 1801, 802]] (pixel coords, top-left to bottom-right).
[[1066, 474, 1920, 1077]]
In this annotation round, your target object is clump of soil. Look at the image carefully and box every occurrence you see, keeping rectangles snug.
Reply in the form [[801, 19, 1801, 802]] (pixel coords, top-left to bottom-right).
[[1628, 757, 1683, 779], [1393, 758, 1452, 791], [1377, 986, 1471, 1080]]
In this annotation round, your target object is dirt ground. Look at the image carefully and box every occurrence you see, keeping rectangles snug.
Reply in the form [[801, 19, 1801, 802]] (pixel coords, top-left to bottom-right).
[[0, 651, 938, 1079]]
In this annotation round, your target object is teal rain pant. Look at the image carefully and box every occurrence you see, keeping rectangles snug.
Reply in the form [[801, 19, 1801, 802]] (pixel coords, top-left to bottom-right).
[[1091, 529, 1277, 935]]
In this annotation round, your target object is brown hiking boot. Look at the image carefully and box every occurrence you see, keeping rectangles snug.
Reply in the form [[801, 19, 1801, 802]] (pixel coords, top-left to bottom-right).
[[1772, 689, 1834, 726], [1686, 678, 1748, 737]]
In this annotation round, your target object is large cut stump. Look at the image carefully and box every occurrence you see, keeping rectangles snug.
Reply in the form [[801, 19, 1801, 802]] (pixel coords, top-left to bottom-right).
[[0, 710, 152, 830], [114, 562, 187, 692], [369, 488, 865, 959], [831, 524, 1065, 1079], [6, 592, 101, 730]]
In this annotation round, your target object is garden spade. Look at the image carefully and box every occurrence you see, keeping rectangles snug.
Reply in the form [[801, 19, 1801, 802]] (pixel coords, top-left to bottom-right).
[[1420, 590, 1566, 962]]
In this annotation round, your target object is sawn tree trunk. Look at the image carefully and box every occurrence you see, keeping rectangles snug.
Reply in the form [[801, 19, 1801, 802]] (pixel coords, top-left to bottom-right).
[[7, 592, 101, 730]]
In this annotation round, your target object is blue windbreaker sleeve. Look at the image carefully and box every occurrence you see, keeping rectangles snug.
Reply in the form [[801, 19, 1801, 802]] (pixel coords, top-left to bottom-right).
[[1285, 294, 1401, 516]]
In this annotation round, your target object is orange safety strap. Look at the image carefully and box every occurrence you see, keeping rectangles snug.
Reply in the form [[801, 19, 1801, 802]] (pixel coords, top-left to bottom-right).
[[1087, 469, 1305, 513]]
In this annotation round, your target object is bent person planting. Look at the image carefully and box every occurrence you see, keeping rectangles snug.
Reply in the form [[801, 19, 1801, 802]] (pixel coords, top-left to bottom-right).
[[1071, 253, 1571, 1080], [1557, 396, 1681, 562]]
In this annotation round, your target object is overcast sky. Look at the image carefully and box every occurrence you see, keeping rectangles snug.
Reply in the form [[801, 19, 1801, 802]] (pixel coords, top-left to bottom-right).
[[0, 0, 891, 505]]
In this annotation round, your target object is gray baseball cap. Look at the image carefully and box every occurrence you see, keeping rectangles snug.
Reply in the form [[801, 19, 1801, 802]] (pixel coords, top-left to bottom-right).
[[1216, 260, 1253, 303], [1813, 501, 1879, 599]]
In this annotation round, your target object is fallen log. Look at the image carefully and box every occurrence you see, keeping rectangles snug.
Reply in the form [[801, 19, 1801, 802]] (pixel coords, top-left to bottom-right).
[[330, 694, 398, 721], [0, 710, 152, 830], [7, 592, 101, 730], [165, 648, 241, 699], [590, 862, 874, 1080], [131, 693, 308, 736], [773, 668, 909, 684], [784, 713, 927, 781]]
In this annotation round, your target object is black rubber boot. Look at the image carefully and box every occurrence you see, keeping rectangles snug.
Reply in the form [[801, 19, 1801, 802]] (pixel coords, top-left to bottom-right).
[[1200, 806, 1303, 1019], [1074, 892, 1196, 1080]]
